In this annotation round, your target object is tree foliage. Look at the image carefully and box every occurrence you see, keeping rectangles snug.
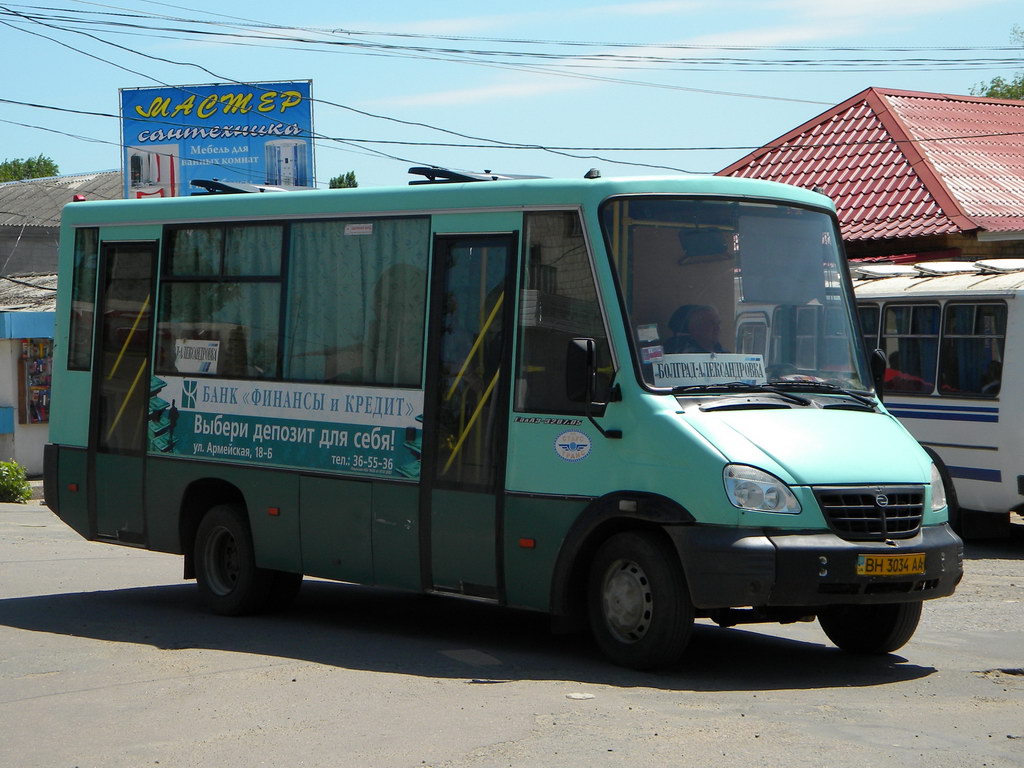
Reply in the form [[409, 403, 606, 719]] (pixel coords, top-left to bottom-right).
[[970, 25, 1024, 100], [328, 171, 358, 189], [0, 155, 60, 182]]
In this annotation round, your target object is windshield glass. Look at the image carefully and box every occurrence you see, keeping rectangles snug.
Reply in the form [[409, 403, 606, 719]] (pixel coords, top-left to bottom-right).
[[601, 196, 870, 391]]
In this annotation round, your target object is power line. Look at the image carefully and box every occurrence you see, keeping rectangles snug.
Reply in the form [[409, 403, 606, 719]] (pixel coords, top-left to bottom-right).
[[5, 5, 1023, 73], [6, 96, 1024, 154]]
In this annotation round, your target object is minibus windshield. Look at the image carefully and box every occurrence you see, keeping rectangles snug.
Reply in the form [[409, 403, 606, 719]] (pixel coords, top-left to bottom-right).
[[601, 197, 870, 392]]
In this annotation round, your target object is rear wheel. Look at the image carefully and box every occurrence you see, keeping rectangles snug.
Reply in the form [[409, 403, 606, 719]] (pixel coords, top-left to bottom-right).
[[818, 601, 922, 654], [588, 531, 694, 670], [194, 503, 275, 615]]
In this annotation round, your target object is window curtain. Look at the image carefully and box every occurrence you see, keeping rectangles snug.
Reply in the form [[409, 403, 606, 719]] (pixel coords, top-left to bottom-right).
[[285, 218, 428, 386], [158, 282, 280, 377]]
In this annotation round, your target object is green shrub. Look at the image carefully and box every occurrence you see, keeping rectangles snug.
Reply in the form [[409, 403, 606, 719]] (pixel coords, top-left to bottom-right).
[[0, 459, 31, 503]]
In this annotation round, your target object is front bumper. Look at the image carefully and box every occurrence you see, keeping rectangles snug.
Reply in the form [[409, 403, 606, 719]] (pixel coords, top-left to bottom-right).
[[666, 523, 963, 609]]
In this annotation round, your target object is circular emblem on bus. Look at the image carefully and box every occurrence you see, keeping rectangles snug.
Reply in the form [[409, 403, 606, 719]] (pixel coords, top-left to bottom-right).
[[554, 430, 592, 463], [875, 494, 889, 507]]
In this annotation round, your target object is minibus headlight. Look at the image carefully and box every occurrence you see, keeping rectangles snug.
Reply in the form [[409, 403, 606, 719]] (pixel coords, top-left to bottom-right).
[[723, 465, 801, 514], [930, 463, 947, 511]]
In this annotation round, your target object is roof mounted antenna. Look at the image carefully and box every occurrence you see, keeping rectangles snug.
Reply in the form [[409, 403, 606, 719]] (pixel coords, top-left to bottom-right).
[[407, 166, 548, 185], [584, 168, 601, 179], [190, 179, 290, 195]]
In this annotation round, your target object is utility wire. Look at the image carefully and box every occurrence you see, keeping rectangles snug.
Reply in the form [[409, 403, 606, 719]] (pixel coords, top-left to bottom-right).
[[5, 96, 1024, 154]]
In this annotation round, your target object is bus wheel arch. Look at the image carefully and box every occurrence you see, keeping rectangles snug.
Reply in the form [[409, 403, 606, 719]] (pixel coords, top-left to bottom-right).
[[587, 529, 695, 669], [193, 502, 275, 615], [548, 493, 694, 639], [180, 478, 246, 579]]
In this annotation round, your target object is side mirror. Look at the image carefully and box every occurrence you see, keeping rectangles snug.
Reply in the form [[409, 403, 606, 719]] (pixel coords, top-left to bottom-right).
[[871, 348, 886, 401], [566, 338, 620, 439], [566, 338, 596, 403]]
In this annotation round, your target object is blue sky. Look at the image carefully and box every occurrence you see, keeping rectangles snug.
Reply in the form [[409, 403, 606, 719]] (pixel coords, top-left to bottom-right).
[[2, 0, 1022, 189]]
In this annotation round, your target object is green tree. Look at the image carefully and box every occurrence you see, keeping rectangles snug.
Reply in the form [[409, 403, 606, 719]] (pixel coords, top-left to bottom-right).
[[328, 171, 358, 188], [970, 25, 1024, 99], [0, 154, 60, 182]]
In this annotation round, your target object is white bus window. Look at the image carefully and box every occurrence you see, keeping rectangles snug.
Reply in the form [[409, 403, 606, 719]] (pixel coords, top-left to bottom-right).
[[939, 303, 1005, 397], [882, 304, 939, 394], [284, 217, 428, 387]]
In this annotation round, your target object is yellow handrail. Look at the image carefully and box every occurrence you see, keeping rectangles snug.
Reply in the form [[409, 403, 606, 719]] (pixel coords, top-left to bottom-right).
[[442, 368, 500, 476], [444, 292, 504, 402], [107, 294, 151, 380], [105, 358, 148, 442]]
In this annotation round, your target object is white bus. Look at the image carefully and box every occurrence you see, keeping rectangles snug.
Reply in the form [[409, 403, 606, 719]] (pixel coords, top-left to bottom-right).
[[854, 260, 1024, 538]]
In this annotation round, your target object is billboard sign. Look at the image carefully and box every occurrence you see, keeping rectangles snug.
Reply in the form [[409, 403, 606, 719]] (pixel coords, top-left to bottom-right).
[[119, 81, 314, 199]]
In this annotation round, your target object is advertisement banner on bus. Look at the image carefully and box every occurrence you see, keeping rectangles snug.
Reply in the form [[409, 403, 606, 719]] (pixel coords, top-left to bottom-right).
[[119, 81, 314, 199], [149, 376, 424, 480]]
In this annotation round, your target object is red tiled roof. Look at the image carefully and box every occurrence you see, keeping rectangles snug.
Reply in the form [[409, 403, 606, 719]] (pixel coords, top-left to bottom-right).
[[718, 88, 1024, 240]]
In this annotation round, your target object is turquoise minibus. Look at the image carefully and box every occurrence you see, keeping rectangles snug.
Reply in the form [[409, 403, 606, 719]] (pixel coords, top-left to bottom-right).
[[44, 170, 963, 669]]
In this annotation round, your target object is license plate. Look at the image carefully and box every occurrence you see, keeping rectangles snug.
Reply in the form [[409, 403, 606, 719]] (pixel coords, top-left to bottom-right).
[[856, 553, 926, 576]]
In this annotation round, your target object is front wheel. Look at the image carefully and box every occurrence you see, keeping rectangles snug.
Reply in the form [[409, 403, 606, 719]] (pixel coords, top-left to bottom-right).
[[588, 531, 694, 670], [818, 601, 923, 654]]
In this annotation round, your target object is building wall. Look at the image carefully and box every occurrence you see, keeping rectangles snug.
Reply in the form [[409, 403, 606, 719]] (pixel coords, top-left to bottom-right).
[[845, 232, 1024, 262], [0, 339, 49, 475]]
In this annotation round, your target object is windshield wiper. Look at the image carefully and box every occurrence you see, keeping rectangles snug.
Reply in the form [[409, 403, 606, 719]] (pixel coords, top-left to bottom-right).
[[768, 380, 877, 408], [672, 381, 811, 406]]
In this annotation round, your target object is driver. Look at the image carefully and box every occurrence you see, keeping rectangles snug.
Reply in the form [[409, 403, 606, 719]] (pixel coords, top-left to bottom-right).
[[665, 304, 727, 354]]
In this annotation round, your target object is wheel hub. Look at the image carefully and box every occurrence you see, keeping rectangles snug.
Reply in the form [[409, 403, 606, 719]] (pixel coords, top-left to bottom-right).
[[601, 558, 653, 643]]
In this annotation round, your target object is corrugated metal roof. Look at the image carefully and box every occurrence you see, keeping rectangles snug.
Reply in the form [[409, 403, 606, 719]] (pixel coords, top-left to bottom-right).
[[718, 88, 1024, 241], [0, 273, 58, 312], [0, 171, 121, 228]]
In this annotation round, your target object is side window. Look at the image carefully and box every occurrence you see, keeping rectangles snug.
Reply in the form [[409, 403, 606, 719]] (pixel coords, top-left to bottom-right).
[[155, 224, 283, 379], [882, 304, 939, 394], [68, 227, 99, 370], [857, 303, 880, 354], [515, 211, 611, 414], [940, 303, 1005, 397], [284, 217, 429, 386]]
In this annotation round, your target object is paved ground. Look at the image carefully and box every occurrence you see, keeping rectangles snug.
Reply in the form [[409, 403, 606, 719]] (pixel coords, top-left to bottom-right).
[[1, 498, 1022, 768]]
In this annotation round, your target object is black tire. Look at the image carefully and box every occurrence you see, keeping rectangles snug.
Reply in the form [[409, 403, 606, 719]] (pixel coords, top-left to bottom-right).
[[818, 601, 922, 654], [194, 503, 275, 616], [588, 530, 694, 670]]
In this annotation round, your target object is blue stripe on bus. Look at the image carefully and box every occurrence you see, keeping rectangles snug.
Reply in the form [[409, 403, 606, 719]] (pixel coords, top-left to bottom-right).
[[886, 402, 999, 413], [887, 409, 998, 423], [948, 465, 1002, 483]]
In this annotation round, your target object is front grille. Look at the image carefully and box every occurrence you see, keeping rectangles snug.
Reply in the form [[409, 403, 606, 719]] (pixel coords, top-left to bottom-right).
[[813, 485, 924, 540]]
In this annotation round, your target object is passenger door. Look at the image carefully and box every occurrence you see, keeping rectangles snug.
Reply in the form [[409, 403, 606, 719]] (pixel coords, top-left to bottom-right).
[[421, 234, 516, 599], [89, 240, 157, 543]]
